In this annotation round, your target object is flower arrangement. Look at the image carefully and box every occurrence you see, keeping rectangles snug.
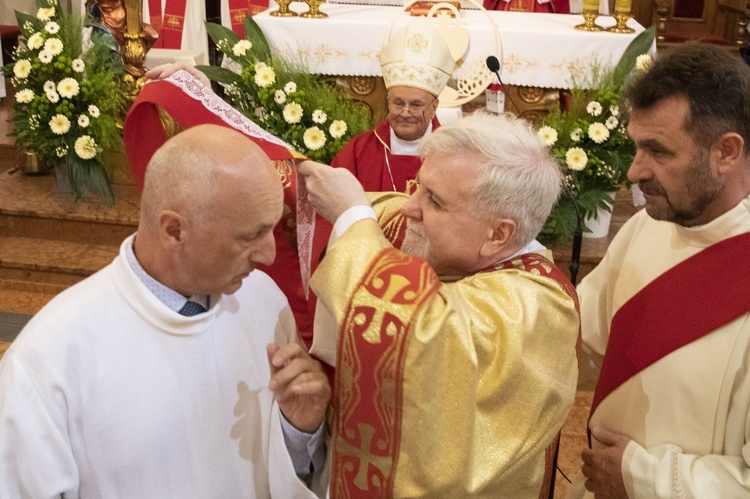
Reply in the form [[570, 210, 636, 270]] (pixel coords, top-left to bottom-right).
[[4, 0, 125, 205], [196, 17, 371, 163], [537, 27, 655, 241]]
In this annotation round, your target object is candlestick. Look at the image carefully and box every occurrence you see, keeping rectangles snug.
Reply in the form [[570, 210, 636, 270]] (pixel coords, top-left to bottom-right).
[[607, 0, 636, 33], [575, 0, 603, 31]]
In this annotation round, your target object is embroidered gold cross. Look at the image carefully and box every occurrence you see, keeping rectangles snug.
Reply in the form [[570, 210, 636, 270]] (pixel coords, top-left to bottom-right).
[[336, 422, 392, 491]]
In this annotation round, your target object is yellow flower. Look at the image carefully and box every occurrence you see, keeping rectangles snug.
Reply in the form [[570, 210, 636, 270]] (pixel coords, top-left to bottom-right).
[[74, 135, 97, 159], [588, 122, 610, 144], [15, 89, 34, 103], [537, 126, 558, 146], [565, 147, 587, 171], [232, 40, 252, 57], [37, 7, 55, 21], [254, 65, 276, 88], [329, 120, 347, 139], [58, 77, 80, 98], [44, 38, 63, 56], [27, 32, 44, 50], [303, 127, 326, 151], [283, 102, 303, 124], [49, 114, 71, 135], [13, 59, 32, 79]]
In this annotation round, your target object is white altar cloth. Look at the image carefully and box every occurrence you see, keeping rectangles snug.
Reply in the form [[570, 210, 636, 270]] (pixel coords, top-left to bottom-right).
[[253, 5, 648, 89]]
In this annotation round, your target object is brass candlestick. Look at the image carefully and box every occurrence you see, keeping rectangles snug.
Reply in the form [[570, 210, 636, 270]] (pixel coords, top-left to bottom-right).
[[300, 0, 328, 18], [575, 0, 603, 31], [606, 0, 635, 33], [270, 0, 298, 17]]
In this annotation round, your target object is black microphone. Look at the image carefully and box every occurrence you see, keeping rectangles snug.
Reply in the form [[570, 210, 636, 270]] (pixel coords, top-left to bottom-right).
[[485, 56, 518, 113]]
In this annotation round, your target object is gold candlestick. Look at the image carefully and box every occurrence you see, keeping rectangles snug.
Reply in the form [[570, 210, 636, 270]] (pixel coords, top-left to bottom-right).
[[300, 0, 328, 18], [575, 0, 603, 31], [606, 0, 636, 33]]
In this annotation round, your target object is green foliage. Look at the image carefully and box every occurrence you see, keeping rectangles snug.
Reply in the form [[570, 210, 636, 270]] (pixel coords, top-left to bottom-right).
[[196, 17, 371, 163], [4, 0, 126, 205]]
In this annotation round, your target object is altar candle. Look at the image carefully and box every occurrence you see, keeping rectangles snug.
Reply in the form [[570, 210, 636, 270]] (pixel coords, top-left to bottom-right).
[[583, 0, 599, 13], [614, 0, 632, 14]]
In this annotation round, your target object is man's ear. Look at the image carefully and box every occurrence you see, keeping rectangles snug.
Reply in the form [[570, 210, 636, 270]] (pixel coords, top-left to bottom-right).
[[713, 132, 745, 175], [158, 210, 185, 246], [479, 218, 516, 258]]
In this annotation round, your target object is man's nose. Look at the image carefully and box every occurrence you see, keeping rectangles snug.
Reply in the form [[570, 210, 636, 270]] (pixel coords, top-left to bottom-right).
[[253, 231, 277, 266], [400, 194, 422, 221], [627, 150, 651, 184]]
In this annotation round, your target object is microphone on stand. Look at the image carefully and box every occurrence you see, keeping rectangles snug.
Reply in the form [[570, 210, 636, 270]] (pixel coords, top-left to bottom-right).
[[485, 56, 519, 113]]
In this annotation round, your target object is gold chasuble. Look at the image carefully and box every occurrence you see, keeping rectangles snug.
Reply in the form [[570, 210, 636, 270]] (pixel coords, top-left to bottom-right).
[[311, 196, 580, 498]]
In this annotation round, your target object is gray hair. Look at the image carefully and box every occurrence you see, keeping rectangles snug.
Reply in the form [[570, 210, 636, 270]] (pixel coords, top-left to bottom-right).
[[420, 111, 561, 247]]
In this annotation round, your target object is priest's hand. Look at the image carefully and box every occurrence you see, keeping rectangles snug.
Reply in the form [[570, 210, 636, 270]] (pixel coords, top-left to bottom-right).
[[267, 343, 330, 433], [581, 426, 630, 499], [297, 160, 370, 224], [145, 61, 211, 86]]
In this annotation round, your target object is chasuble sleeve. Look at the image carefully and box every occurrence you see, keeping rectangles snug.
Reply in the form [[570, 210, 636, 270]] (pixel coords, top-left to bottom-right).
[[311, 219, 580, 496]]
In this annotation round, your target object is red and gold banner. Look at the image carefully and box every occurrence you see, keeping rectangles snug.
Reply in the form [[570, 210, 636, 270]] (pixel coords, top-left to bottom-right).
[[228, 0, 270, 37], [149, 0, 187, 49]]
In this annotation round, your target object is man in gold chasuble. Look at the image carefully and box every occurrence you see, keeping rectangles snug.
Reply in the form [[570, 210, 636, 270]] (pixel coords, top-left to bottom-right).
[[299, 112, 580, 498]]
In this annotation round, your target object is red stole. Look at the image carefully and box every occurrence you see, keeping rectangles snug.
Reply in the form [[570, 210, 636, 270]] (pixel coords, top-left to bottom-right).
[[149, 0, 187, 49], [483, 0, 570, 13], [589, 232, 750, 420], [228, 0, 270, 37]]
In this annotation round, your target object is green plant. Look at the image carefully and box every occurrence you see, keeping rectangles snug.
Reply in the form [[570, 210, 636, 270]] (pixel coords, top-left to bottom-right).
[[538, 26, 655, 241], [4, 0, 125, 205], [196, 17, 371, 164]]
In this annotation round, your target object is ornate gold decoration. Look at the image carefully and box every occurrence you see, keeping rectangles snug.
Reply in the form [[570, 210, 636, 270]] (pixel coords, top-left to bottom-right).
[[269, 0, 298, 17], [300, 0, 328, 18], [606, 0, 636, 33]]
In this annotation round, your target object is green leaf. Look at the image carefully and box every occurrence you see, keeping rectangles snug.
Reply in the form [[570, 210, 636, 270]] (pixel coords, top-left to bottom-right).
[[204, 21, 241, 48], [244, 16, 271, 62], [15, 11, 43, 38], [88, 165, 115, 206], [613, 26, 656, 87], [195, 65, 243, 87]]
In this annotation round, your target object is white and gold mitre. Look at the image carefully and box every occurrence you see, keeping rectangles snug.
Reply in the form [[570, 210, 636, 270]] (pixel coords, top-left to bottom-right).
[[379, 19, 457, 97]]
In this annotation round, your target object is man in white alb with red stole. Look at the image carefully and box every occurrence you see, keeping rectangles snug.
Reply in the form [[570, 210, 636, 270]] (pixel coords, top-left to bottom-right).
[[299, 112, 580, 497], [569, 44, 750, 498]]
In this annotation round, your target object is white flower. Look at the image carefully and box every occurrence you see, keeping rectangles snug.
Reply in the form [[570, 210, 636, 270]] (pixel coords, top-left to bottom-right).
[[303, 127, 326, 151], [254, 65, 276, 88], [55, 145, 68, 157], [78, 115, 90, 128], [75, 135, 98, 159], [537, 126, 558, 146], [57, 77, 79, 98], [570, 128, 582, 142], [635, 54, 652, 71], [44, 21, 60, 34], [588, 122, 610, 144], [88, 105, 100, 117], [37, 7, 55, 21], [283, 102, 303, 124], [27, 32, 44, 50], [15, 89, 34, 103], [586, 101, 603, 117], [610, 105, 619, 117], [605, 116, 619, 130], [43, 80, 56, 93], [46, 90, 59, 103], [49, 114, 71, 135], [39, 50, 53, 64], [329, 120, 347, 139], [43, 37, 63, 56], [72, 58, 85, 73], [274, 90, 286, 104], [566, 147, 587, 171], [312, 110, 327, 124], [232, 39, 252, 57], [13, 59, 31, 79], [29, 115, 40, 130], [284, 81, 297, 94]]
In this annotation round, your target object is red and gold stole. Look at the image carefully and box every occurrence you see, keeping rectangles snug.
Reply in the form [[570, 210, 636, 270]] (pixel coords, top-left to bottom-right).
[[589, 231, 750, 420], [148, 0, 187, 49], [228, 0, 270, 37]]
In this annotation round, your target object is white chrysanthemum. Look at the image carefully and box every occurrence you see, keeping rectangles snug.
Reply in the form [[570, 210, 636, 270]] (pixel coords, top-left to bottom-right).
[[274, 90, 286, 104], [13, 59, 32, 79], [57, 77, 79, 98], [570, 128, 582, 142], [27, 32, 44, 50], [44, 21, 60, 34], [605, 116, 619, 130], [46, 90, 59, 103], [55, 145, 68, 157], [88, 105, 100, 118], [78, 115, 90, 128], [588, 122, 610, 144], [43, 37, 63, 56], [329, 120, 347, 139], [254, 65, 276, 88], [303, 127, 326, 151], [283, 102, 303, 124], [49, 114, 71, 135], [609, 105, 619, 117], [312, 110, 327, 124], [74, 135, 97, 160], [232, 40, 252, 57], [586, 101, 603, 117], [43, 80, 56, 93], [29, 115, 40, 130], [15, 89, 34, 103], [72, 58, 85, 73], [37, 7, 55, 21], [284, 81, 297, 94], [537, 126, 558, 146], [39, 50, 53, 64], [565, 147, 587, 171], [635, 54, 652, 71]]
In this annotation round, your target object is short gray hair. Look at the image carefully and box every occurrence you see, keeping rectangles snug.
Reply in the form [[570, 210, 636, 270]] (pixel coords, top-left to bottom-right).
[[420, 111, 561, 246]]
